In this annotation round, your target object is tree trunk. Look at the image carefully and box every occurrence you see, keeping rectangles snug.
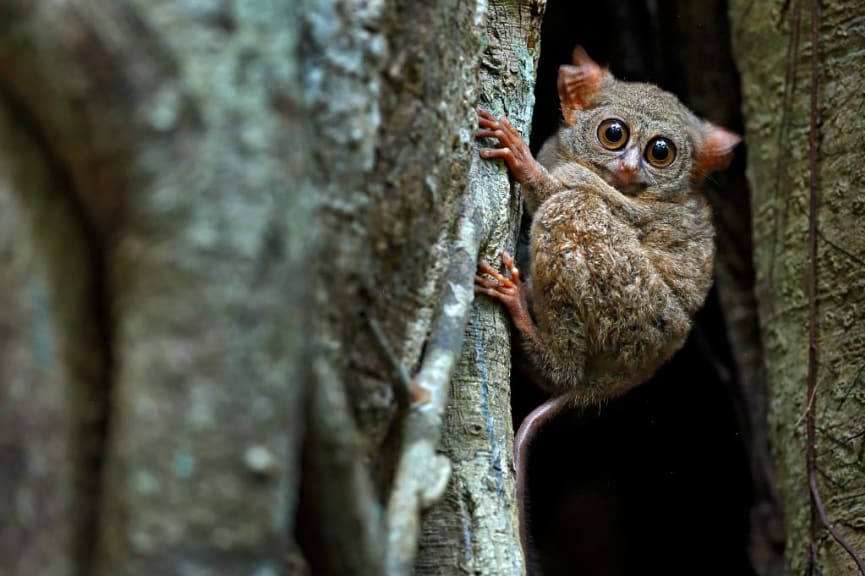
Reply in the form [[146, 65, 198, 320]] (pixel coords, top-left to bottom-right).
[[1, 2, 311, 574], [729, 1, 865, 574], [0, 1, 543, 575], [0, 96, 98, 576]]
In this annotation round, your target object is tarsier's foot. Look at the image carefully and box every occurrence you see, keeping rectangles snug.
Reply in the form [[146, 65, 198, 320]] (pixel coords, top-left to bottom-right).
[[476, 108, 542, 184], [474, 252, 537, 339]]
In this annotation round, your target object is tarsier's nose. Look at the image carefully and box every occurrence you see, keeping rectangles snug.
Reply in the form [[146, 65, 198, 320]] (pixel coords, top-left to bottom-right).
[[615, 160, 640, 184]]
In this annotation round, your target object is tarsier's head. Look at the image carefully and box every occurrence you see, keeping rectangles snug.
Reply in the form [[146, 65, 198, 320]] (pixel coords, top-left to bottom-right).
[[556, 47, 741, 199]]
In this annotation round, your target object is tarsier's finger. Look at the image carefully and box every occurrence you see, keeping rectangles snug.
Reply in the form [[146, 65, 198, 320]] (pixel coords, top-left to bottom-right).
[[477, 116, 500, 131], [495, 117, 517, 138], [501, 252, 521, 282], [475, 129, 503, 140], [564, 70, 592, 83], [479, 147, 513, 161], [560, 64, 593, 82], [495, 121, 528, 153], [477, 261, 500, 276], [474, 285, 509, 300], [477, 261, 510, 285], [475, 275, 516, 294], [474, 276, 504, 291], [499, 117, 518, 132], [476, 107, 495, 120]]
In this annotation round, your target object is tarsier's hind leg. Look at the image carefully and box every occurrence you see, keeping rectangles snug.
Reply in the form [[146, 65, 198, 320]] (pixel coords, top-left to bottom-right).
[[527, 192, 596, 397]]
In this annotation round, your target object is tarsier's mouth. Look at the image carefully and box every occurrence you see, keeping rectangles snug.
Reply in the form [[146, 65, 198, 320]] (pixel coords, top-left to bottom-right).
[[601, 169, 647, 196], [617, 182, 647, 196]]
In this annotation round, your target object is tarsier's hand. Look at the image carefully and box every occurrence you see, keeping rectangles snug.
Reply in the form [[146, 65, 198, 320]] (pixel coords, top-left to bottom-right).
[[476, 108, 542, 185], [474, 252, 537, 343]]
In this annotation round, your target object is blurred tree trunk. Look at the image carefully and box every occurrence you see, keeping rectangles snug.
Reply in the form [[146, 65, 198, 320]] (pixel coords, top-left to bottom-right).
[[0, 2, 315, 575], [729, 1, 865, 574], [0, 1, 543, 575], [0, 93, 97, 576]]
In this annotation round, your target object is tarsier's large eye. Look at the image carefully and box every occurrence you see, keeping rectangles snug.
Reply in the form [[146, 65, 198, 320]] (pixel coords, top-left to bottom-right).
[[597, 119, 629, 150], [645, 137, 677, 168]]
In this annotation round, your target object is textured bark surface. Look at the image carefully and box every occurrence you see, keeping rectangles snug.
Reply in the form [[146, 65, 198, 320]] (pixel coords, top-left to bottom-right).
[[299, 0, 543, 573], [730, 2, 865, 573], [417, 2, 543, 574], [413, 2, 544, 574], [0, 2, 310, 574]]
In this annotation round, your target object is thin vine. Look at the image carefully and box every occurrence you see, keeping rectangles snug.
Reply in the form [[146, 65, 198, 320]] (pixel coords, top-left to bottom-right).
[[802, 0, 865, 572]]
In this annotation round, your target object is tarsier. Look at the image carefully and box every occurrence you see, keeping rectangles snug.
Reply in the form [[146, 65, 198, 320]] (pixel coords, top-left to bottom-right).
[[474, 47, 740, 559]]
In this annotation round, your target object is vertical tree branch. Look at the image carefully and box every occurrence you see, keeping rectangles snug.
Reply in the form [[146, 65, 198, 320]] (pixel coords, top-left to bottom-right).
[[386, 206, 482, 576]]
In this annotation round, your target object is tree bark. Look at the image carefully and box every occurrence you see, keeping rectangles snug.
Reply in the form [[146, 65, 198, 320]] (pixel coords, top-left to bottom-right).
[[1, 2, 311, 574], [0, 1, 544, 575], [297, 0, 543, 573], [729, 1, 865, 573], [0, 97, 100, 576], [414, 3, 544, 573]]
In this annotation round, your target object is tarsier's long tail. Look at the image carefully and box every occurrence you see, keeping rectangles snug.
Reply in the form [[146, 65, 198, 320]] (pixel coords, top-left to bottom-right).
[[514, 394, 574, 571]]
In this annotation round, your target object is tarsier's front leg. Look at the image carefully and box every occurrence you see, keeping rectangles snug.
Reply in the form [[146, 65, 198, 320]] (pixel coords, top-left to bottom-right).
[[476, 109, 562, 213], [476, 109, 540, 184]]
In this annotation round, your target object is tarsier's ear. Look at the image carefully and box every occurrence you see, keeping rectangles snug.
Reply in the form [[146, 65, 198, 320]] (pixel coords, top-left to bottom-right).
[[694, 123, 741, 181], [558, 46, 609, 125]]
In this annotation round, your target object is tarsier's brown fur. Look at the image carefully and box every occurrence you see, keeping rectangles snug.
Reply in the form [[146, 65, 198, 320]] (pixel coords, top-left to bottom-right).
[[476, 47, 740, 405]]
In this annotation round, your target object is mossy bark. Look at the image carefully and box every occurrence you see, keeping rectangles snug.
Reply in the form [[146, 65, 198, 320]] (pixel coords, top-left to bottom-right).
[[729, 2, 865, 573]]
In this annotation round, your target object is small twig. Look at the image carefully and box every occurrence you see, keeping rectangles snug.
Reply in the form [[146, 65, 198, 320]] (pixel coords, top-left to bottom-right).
[[809, 473, 865, 573], [818, 229, 865, 270], [844, 429, 865, 443], [804, 1, 865, 572], [795, 384, 818, 428], [836, 361, 865, 409], [384, 204, 482, 576], [365, 311, 414, 407]]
